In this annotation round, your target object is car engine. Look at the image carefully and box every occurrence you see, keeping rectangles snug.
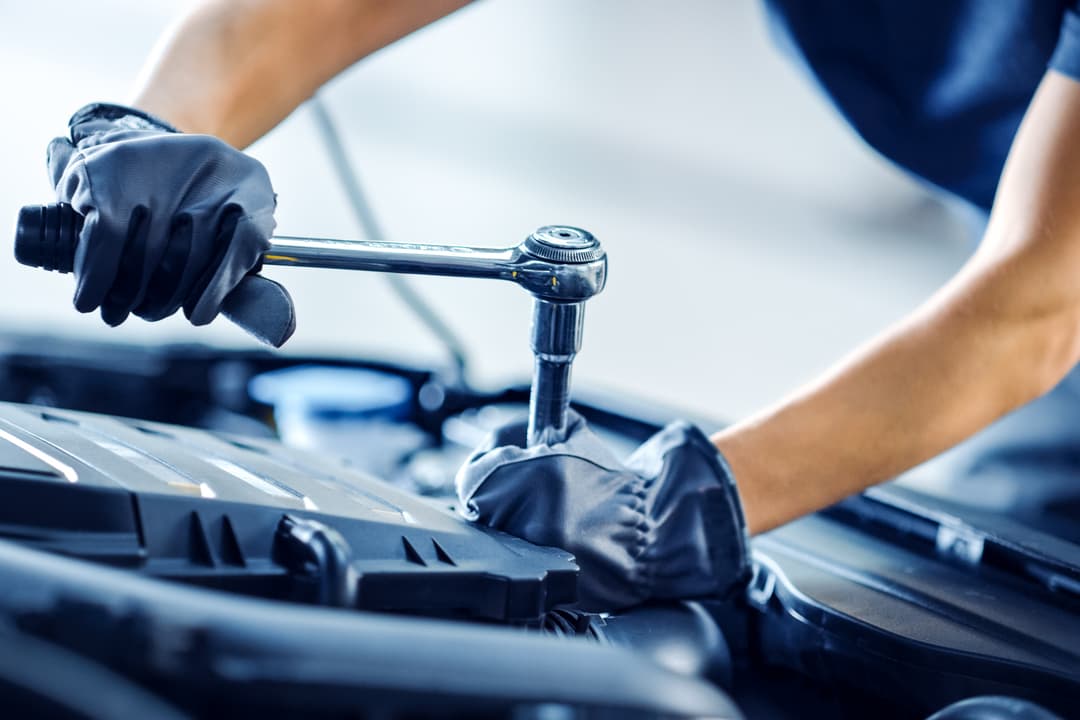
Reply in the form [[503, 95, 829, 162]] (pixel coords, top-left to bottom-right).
[[0, 333, 1076, 719]]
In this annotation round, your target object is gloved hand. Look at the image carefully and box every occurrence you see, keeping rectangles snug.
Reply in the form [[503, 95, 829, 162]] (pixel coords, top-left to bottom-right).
[[456, 411, 751, 611], [46, 103, 295, 345]]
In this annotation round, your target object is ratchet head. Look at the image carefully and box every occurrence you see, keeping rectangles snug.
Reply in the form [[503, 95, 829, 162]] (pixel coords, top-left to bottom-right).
[[523, 226, 605, 264], [515, 226, 607, 304], [519, 226, 606, 446]]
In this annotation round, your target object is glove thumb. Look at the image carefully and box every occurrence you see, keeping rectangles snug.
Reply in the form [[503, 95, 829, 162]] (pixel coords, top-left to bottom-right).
[[219, 274, 297, 347], [46, 137, 76, 189]]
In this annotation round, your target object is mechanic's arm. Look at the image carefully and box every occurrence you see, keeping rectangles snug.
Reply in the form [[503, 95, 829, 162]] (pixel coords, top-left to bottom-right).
[[132, 0, 469, 147], [46, 0, 467, 338], [716, 70, 1080, 534]]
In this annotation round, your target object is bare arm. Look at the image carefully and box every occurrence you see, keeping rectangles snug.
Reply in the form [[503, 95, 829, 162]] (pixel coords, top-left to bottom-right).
[[131, 0, 469, 148], [129, 4, 1080, 538], [719, 71, 1080, 535]]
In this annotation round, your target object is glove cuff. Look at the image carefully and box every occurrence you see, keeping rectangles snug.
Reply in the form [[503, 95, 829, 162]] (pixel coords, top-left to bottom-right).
[[699, 440, 753, 599], [640, 422, 752, 601], [68, 103, 179, 142]]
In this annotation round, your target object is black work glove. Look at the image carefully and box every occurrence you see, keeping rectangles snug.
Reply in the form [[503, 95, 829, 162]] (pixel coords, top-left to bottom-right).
[[456, 411, 751, 612], [46, 103, 295, 346]]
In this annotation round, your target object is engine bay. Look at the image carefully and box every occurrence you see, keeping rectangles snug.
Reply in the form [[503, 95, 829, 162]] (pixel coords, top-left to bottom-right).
[[0, 332, 1077, 719]]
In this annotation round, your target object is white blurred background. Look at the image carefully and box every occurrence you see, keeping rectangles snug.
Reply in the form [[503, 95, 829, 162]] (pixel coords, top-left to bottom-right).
[[0, 0, 972, 423]]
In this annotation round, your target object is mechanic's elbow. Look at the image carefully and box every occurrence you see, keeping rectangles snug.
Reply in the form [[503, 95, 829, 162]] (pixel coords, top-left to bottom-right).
[[1022, 308, 1080, 403]]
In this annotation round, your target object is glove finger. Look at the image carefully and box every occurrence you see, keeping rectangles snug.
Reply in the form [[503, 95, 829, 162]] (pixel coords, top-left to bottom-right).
[[99, 205, 152, 326], [134, 213, 194, 321], [183, 207, 266, 326], [488, 421, 529, 450], [72, 209, 127, 313], [219, 274, 297, 347], [455, 411, 620, 510], [623, 420, 704, 476], [46, 137, 76, 188], [547, 414, 625, 468], [486, 411, 599, 454], [125, 201, 176, 314], [181, 207, 240, 325]]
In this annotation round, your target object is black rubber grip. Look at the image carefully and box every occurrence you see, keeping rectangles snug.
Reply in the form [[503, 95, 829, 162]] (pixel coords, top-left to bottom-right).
[[12, 203, 295, 347], [14, 203, 81, 273]]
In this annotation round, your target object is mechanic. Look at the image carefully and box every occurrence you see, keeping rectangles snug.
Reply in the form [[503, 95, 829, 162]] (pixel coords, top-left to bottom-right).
[[42, 1, 1080, 610]]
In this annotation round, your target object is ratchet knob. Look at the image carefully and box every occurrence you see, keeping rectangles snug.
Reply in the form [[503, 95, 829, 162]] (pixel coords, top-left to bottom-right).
[[523, 226, 604, 264], [14, 203, 81, 273]]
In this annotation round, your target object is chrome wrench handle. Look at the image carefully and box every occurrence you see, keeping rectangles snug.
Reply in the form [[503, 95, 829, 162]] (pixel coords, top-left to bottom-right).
[[13, 205, 607, 446]]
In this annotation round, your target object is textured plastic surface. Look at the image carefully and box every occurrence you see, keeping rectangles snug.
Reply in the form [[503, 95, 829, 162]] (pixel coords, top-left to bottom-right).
[[0, 401, 576, 620], [13, 204, 77, 273], [749, 493, 1080, 718]]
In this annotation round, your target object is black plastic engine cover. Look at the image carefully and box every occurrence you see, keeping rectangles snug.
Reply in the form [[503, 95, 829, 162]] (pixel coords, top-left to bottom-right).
[[748, 496, 1080, 718], [0, 401, 576, 621]]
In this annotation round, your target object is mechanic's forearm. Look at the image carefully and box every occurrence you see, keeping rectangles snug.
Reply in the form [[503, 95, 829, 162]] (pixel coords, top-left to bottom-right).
[[716, 71, 1080, 535], [716, 276, 1079, 535], [131, 0, 469, 148]]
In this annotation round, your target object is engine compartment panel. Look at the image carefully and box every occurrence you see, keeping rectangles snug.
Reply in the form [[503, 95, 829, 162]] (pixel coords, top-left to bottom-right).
[[0, 401, 575, 621], [1, 332, 1078, 719]]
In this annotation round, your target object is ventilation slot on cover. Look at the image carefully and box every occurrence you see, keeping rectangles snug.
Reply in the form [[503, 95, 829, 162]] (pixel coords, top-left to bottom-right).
[[188, 512, 215, 567], [218, 516, 246, 567], [432, 539, 456, 566], [402, 537, 426, 566]]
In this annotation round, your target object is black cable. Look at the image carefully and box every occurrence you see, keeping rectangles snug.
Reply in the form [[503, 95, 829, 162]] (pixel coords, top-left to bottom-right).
[[309, 95, 470, 385]]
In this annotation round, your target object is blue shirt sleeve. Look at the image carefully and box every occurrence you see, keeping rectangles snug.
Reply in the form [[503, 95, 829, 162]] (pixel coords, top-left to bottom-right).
[[1049, 5, 1080, 79]]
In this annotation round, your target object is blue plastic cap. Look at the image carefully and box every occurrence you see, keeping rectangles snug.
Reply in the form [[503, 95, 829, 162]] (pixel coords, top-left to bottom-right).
[[248, 365, 413, 421]]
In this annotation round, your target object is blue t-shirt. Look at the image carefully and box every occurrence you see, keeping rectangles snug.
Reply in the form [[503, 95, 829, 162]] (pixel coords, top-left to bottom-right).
[[765, 0, 1080, 213]]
